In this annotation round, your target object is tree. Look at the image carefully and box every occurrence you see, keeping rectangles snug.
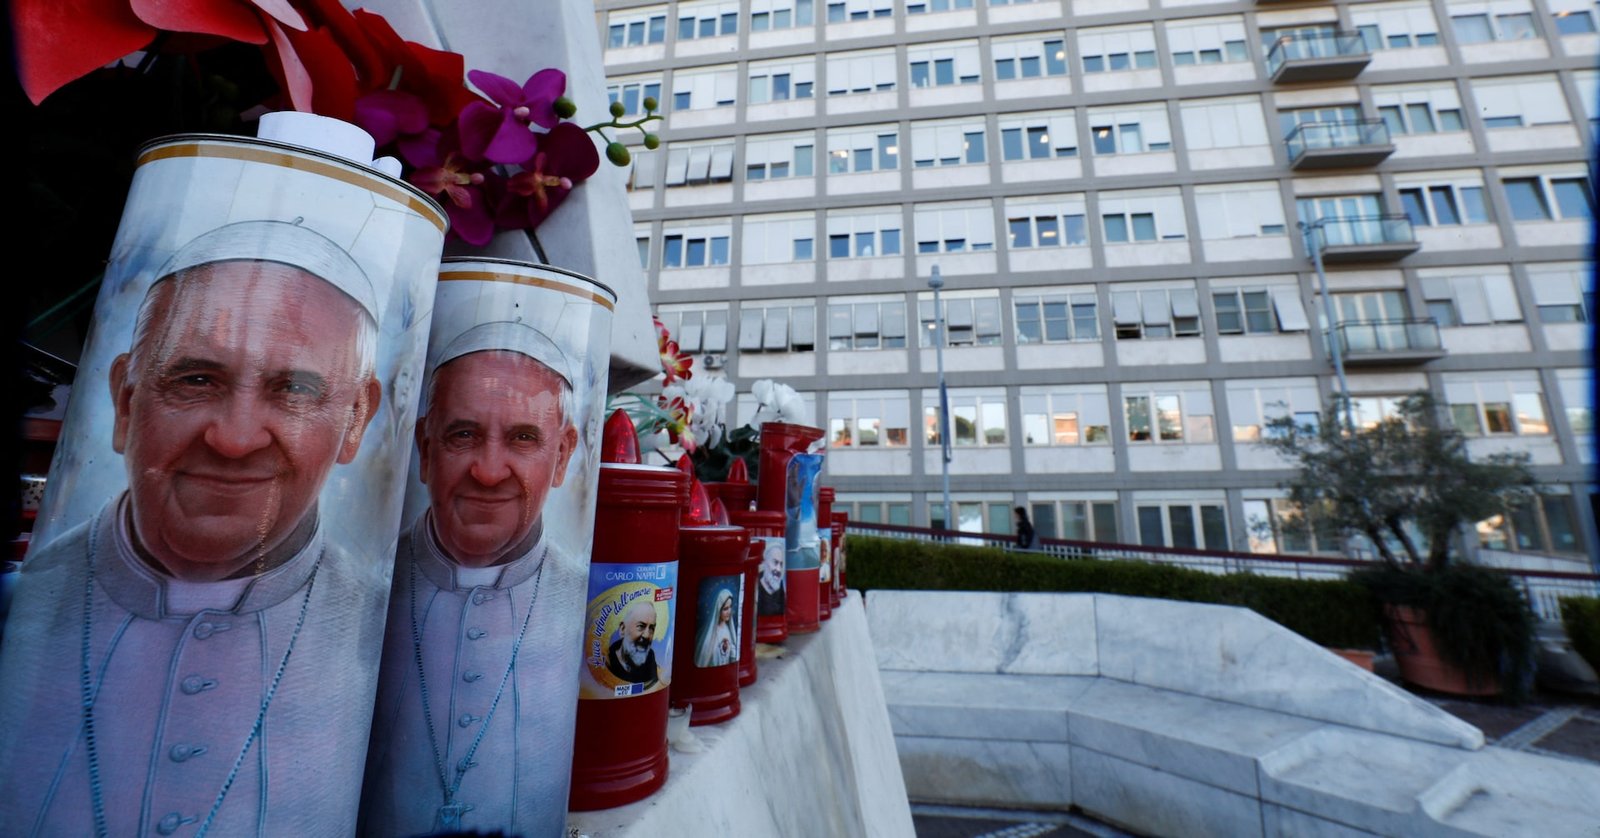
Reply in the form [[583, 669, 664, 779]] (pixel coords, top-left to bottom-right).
[[1262, 392, 1535, 571]]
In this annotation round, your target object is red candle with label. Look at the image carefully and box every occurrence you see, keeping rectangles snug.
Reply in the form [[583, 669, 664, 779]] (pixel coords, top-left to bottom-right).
[[816, 487, 834, 621], [570, 412, 689, 811], [717, 457, 759, 513], [756, 422, 822, 512], [738, 539, 759, 687], [832, 511, 850, 603], [670, 479, 748, 726], [732, 509, 789, 644]]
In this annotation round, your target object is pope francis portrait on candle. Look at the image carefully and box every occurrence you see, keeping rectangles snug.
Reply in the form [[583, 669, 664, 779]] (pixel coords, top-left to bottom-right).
[[361, 321, 579, 835]]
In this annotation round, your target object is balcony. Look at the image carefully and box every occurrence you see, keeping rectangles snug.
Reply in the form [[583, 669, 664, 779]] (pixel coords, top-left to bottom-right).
[[1332, 318, 1446, 365], [1311, 215, 1420, 263], [1286, 119, 1394, 170], [1266, 32, 1371, 83]]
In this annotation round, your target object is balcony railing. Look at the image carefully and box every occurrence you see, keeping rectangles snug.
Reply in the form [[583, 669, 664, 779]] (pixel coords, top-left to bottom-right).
[[842, 521, 1600, 623], [1265, 31, 1371, 81], [1285, 119, 1394, 168], [1311, 214, 1420, 262], [1332, 318, 1446, 363]]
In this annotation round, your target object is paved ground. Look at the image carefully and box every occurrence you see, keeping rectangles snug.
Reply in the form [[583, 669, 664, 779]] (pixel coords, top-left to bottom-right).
[[1427, 691, 1600, 765], [911, 805, 1129, 838]]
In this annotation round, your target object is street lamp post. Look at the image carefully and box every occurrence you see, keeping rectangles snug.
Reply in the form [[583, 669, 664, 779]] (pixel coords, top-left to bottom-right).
[[928, 266, 953, 532], [1300, 219, 1354, 430]]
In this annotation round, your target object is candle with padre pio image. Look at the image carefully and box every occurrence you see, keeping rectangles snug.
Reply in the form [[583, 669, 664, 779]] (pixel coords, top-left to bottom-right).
[[0, 114, 447, 837], [361, 260, 616, 836], [784, 453, 825, 634]]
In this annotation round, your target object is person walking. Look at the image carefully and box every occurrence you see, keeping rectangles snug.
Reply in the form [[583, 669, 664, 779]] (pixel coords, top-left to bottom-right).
[[1014, 506, 1036, 550]]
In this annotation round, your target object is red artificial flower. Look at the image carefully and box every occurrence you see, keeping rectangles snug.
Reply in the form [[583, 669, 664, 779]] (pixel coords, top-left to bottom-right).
[[404, 127, 498, 246], [499, 123, 601, 231], [658, 339, 694, 385], [350, 9, 480, 126], [662, 396, 698, 454], [355, 89, 429, 146], [653, 315, 672, 348]]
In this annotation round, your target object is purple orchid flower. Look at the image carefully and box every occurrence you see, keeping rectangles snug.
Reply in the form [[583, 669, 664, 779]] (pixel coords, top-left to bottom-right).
[[499, 122, 601, 231], [459, 68, 566, 164], [354, 89, 429, 146], [402, 127, 500, 246]]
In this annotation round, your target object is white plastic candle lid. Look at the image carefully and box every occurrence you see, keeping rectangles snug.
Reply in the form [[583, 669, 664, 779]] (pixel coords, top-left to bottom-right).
[[257, 111, 376, 166]]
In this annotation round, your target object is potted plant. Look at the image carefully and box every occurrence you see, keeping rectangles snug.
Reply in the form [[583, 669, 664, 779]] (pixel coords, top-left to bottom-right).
[[1263, 392, 1538, 699]]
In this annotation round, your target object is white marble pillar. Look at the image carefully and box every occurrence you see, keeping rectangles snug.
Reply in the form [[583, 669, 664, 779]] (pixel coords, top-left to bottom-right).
[[351, 0, 660, 392]]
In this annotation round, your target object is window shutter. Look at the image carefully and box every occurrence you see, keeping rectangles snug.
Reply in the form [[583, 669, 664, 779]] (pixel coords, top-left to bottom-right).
[[1271, 288, 1310, 331]]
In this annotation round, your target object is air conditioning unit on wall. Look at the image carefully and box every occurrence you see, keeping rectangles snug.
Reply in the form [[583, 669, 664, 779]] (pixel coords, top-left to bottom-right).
[[702, 353, 726, 370]]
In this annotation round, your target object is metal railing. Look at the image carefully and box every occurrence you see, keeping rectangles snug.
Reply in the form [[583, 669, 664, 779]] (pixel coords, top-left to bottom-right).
[[844, 520, 1600, 622], [1265, 31, 1371, 75], [1311, 214, 1417, 249], [1285, 119, 1392, 161], [1332, 317, 1443, 355]]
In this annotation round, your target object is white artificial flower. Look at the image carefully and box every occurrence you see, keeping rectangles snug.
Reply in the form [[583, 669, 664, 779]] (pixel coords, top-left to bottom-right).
[[664, 375, 737, 449], [746, 378, 806, 428]]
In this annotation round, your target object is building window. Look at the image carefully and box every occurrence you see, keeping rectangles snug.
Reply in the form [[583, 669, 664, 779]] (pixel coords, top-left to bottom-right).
[[826, 49, 898, 95], [607, 8, 667, 48], [744, 133, 816, 180], [738, 303, 817, 353], [607, 78, 662, 117], [1529, 265, 1595, 323], [991, 35, 1069, 80], [1503, 174, 1594, 221], [905, 0, 973, 14], [826, 209, 902, 258], [1226, 378, 1320, 442], [1397, 179, 1490, 227], [1212, 285, 1309, 334], [914, 202, 996, 253], [1032, 500, 1119, 543], [1006, 198, 1089, 249], [677, 0, 739, 40], [923, 389, 1008, 446], [750, 0, 814, 31], [1555, 368, 1594, 438], [998, 111, 1078, 160], [1021, 387, 1112, 445], [661, 223, 732, 268], [1244, 498, 1336, 554], [1419, 271, 1521, 326], [1079, 24, 1158, 73], [929, 500, 1014, 534], [827, 298, 908, 349], [1123, 384, 1215, 443], [1472, 75, 1572, 129], [910, 118, 987, 168], [748, 59, 816, 104], [918, 295, 1003, 346], [1451, 9, 1539, 43], [1165, 16, 1250, 65], [625, 148, 659, 191], [1478, 494, 1584, 554], [1195, 183, 1288, 239], [826, 0, 894, 22], [907, 42, 982, 88], [1374, 84, 1466, 134], [656, 308, 730, 353], [662, 141, 736, 187], [671, 66, 738, 111], [828, 392, 911, 447], [1351, 1, 1442, 49], [849, 500, 913, 525], [1087, 103, 1172, 154], [1014, 291, 1098, 343], [827, 125, 899, 174], [1552, 3, 1597, 35], [741, 214, 816, 264], [1179, 96, 1270, 149], [1443, 372, 1551, 436], [635, 229, 651, 268], [1100, 189, 1186, 244], [1136, 501, 1228, 550]]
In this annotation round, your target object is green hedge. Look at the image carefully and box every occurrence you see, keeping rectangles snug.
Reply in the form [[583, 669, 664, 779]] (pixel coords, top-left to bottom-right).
[[1562, 596, 1600, 675], [846, 535, 1380, 650]]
